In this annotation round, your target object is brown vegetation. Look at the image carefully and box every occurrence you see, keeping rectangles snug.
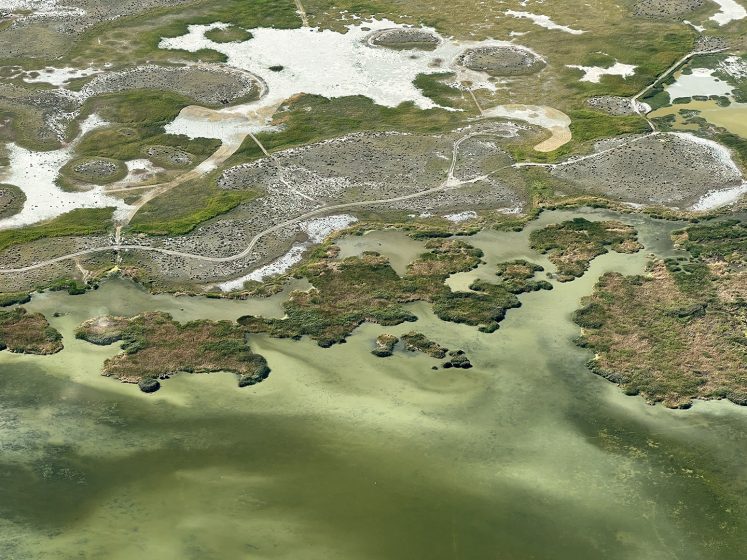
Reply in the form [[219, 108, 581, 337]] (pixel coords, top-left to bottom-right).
[[575, 219, 747, 407], [0, 308, 62, 355], [76, 312, 269, 388]]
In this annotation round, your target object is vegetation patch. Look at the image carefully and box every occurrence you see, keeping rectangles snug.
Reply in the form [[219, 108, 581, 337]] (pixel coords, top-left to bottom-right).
[[204, 25, 253, 43], [574, 219, 747, 408], [0, 292, 31, 307], [77, 91, 221, 162], [60, 157, 127, 185], [401, 331, 448, 358], [0, 207, 114, 255], [76, 312, 270, 390], [0, 183, 26, 220], [530, 218, 642, 281], [228, 94, 463, 164], [0, 308, 62, 355], [240, 240, 549, 345], [443, 350, 472, 369], [129, 177, 257, 236], [143, 145, 194, 169], [433, 269, 551, 333], [372, 333, 399, 357], [42, 278, 89, 296]]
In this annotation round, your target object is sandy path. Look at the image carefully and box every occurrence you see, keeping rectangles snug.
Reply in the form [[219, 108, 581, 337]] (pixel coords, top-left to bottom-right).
[[0, 131, 502, 273], [294, 0, 310, 27], [109, 133, 248, 223]]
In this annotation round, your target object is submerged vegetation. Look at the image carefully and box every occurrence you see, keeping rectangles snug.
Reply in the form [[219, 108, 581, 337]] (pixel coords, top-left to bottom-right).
[[0, 307, 62, 354], [530, 218, 642, 281], [76, 312, 270, 390], [574, 219, 747, 408]]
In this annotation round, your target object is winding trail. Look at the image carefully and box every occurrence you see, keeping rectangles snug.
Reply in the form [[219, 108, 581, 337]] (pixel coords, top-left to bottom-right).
[[0, 131, 492, 274], [5, 45, 730, 276]]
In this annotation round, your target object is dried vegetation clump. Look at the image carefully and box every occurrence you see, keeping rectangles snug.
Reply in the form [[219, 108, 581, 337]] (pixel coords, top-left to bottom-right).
[[76, 312, 270, 389], [0, 308, 62, 355], [574, 219, 747, 408], [241, 238, 550, 344]]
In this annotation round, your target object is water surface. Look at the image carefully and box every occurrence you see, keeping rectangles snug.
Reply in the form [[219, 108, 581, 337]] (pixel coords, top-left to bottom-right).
[[1, 210, 745, 559]]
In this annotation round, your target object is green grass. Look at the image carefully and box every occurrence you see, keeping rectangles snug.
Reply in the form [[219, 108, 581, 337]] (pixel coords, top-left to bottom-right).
[[81, 90, 190, 125], [228, 94, 464, 164], [204, 25, 253, 43], [714, 132, 747, 170], [42, 278, 88, 295], [413, 72, 469, 109], [128, 178, 258, 235], [75, 91, 221, 163], [0, 292, 31, 307], [0, 208, 114, 254], [507, 110, 650, 163]]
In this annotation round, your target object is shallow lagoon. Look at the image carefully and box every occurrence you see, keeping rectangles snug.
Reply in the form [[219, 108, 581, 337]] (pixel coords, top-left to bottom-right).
[[1, 210, 746, 559]]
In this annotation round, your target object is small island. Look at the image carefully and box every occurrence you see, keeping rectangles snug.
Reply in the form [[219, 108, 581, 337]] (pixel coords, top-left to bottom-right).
[[76, 312, 270, 392], [0, 308, 62, 355]]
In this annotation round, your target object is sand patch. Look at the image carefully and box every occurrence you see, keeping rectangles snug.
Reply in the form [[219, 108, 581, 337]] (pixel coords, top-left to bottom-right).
[[482, 105, 571, 152], [709, 0, 746, 25], [505, 11, 585, 34], [566, 62, 637, 83]]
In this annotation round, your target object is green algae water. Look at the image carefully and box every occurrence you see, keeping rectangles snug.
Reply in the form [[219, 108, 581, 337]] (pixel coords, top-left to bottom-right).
[[1, 210, 746, 559]]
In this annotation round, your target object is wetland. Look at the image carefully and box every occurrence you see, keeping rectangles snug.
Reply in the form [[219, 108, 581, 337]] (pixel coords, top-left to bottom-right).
[[1, 209, 747, 559]]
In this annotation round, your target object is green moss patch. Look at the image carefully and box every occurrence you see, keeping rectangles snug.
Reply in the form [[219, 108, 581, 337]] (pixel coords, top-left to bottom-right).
[[0, 183, 25, 220], [204, 25, 253, 43]]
